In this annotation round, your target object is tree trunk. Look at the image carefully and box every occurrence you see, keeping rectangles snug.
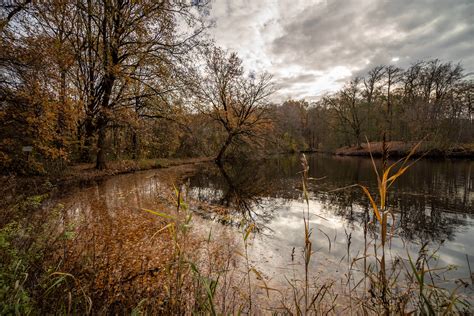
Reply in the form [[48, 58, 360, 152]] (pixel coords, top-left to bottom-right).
[[81, 117, 94, 162], [355, 127, 362, 149], [216, 133, 233, 164], [58, 69, 67, 133], [94, 0, 115, 170], [131, 129, 139, 159], [96, 123, 107, 170]]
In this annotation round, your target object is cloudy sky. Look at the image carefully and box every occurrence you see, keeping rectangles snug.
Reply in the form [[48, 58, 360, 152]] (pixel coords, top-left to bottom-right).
[[208, 0, 474, 101]]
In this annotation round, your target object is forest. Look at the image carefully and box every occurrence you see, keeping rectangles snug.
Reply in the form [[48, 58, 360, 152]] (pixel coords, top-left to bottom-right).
[[1, 1, 473, 175], [1, 0, 473, 315]]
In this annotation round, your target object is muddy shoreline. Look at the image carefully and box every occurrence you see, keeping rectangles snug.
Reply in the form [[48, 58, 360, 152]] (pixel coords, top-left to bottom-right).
[[336, 142, 474, 159], [301, 142, 474, 159], [1, 157, 213, 202]]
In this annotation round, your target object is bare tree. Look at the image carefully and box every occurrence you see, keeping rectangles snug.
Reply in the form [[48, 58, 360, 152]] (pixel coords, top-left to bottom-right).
[[383, 65, 403, 140], [363, 65, 385, 105], [326, 78, 364, 148], [362, 65, 385, 139], [192, 47, 275, 163]]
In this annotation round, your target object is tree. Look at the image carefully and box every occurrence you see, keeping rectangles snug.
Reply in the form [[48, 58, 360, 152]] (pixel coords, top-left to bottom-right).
[[273, 100, 310, 151], [1, 0, 209, 172], [307, 102, 331, 150], [192, 47, 275, 163], [325, 78, 364, 148], [362, 65, 385, 140], [0, 30, 70, 173], [66, 0, 207, 168], [363, 65, 385, 106], [383, 65, 402, 140]]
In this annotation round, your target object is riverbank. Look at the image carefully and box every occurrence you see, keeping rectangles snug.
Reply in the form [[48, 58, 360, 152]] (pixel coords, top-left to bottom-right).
[[1, 156, 213, 231], [333, 141, 474, 158], [1, 157, 212, 202], [60, 156, 213, 184]]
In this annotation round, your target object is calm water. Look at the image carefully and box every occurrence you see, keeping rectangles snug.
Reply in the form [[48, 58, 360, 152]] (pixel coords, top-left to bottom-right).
[[56, 154, 474, 297], [186, 154, 474, 291]]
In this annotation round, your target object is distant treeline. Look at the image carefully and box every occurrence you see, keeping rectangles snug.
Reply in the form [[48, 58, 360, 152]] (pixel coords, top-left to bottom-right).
[[271, 61, 473, 152], [1, 1, 472, 175]]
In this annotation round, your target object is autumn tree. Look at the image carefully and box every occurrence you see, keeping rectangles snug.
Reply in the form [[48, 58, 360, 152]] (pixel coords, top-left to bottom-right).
[[272, 100, 311, 151], [307, 103, 331, 150], [192, 47, 275, 163], [0, 10, 77, 173], [0, 0, 209, 172], [66, 0, 208, 169]]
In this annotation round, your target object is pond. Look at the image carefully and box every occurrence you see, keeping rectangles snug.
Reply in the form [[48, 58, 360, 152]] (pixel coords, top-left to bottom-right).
[[56, 154, 474, 306], [185, 154, 474, 294]]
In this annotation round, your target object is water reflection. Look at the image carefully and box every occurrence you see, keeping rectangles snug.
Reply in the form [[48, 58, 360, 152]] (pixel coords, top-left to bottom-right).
[[187, 155, 473, 243], [188, 162, 290, 228], [53, 169, 199, 311], [186, 155, 474, 290], [54, 155, 473, 301]]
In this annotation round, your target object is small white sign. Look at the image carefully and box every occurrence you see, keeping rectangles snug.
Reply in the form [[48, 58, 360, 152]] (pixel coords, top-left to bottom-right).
[[22, 146, 33, 152]]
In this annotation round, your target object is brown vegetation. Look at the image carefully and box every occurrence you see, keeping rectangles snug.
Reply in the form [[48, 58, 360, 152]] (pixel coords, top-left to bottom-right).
[[335, 141, 474, 158]]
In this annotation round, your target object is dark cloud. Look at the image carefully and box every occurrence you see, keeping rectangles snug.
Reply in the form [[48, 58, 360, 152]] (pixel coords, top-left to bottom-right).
[[279, 73, 320, 84]]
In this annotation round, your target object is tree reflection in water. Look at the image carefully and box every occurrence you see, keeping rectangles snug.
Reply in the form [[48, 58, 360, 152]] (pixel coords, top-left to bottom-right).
[[187, 160, 289, 230], [186, 154, 473, 243]]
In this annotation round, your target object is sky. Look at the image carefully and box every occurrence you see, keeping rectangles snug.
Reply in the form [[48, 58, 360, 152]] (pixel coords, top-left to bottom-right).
[[207, 0, 474, 101]]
